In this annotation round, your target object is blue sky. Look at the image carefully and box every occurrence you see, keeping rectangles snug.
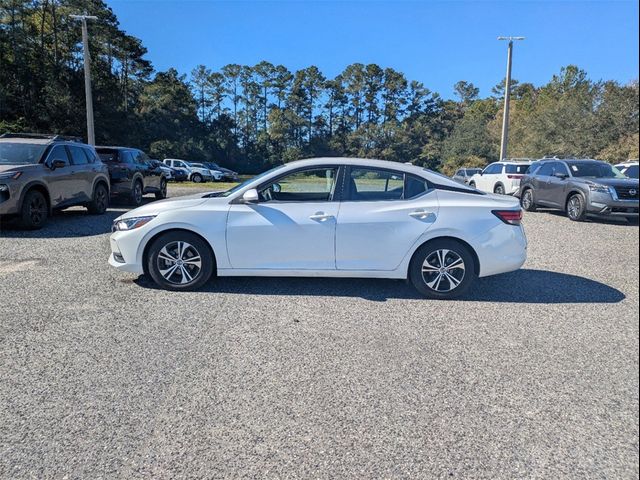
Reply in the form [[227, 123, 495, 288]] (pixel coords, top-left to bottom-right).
[[106, 0, 639, 99]]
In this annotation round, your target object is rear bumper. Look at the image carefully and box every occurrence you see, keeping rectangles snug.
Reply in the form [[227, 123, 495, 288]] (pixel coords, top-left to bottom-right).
[[471, 223, 528, 278]]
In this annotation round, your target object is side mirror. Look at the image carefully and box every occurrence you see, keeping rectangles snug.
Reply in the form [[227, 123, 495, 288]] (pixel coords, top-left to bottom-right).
[[242, 188, 259, 204], [49, 159, 66, 170]]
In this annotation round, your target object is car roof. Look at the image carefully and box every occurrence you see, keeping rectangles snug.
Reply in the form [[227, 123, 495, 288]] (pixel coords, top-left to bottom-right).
[[95, 146, 138, 150], [275, 157, 474, 191]]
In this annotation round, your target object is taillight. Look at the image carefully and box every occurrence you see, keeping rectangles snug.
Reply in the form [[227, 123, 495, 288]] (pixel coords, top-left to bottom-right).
[[492, 209, 523, 226], [507, 174, 523, 179]]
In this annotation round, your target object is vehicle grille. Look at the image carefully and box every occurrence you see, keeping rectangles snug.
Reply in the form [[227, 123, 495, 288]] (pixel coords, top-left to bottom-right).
[[615, 186, 639, 200]]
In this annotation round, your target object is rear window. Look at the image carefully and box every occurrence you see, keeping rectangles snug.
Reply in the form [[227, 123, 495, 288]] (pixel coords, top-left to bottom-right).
[[97, 149, 120, 163], [505, 164, 530, 174]]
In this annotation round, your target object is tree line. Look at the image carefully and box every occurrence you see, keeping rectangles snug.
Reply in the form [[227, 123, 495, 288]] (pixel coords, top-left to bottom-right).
[[1, 0, 638, 174]]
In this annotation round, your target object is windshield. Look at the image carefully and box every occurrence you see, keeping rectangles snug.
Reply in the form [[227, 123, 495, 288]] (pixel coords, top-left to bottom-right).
[[0, 142, 47, 165], [567, 162, 626, 179], [212, 164, 286, 198]]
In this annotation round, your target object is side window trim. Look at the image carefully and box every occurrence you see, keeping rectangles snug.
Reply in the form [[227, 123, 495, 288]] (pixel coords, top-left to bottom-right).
[[256, 165, 342, 203]]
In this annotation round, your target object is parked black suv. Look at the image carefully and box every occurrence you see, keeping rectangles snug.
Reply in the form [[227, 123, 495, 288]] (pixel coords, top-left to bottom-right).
[[95, 147, 167, 206], [0, 133, 110, 229], [518, 158, 639, 223]]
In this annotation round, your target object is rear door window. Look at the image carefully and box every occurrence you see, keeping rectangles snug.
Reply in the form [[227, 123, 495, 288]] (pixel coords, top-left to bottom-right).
[[348, 168, 404, 201]]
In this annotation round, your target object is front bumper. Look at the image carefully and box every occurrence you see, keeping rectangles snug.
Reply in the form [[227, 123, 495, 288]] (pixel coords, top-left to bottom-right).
[[587, 192, 638, 217], [0, 182, 23, 215], [109, 232, 145, 274]]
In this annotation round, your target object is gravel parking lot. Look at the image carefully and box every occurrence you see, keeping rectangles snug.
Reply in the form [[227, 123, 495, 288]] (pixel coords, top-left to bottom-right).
[[1, 185, 638, 479]]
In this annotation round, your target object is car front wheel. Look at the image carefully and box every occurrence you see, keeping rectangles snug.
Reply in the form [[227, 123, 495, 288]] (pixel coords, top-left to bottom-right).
[[20, 189, 48, 229], [409, 239, 477, 299], [147, 231, 214, 291], [566, 193, 587, 221]]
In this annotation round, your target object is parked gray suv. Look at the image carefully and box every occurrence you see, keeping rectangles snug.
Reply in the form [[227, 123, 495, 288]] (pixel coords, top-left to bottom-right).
[[0, 133, 110, 229], [518, 159, 639, 223]]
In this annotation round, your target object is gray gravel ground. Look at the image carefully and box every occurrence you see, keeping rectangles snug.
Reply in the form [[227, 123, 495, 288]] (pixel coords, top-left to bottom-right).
[[1, 185, 638, 479]]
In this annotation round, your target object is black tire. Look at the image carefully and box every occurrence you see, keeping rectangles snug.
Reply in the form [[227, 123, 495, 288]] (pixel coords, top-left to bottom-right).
[[494, 183, 506, 195], [20, 189, 48, 229], [130, 179, 143, 206], [566, 193, 587, 221], [408, 239, 477, 299], [155, 178, 167, 200], [88, 183, 109, 214], [520, 188, 537, 212], [191, 173, 203, 183], [147, 231, 214, 291]]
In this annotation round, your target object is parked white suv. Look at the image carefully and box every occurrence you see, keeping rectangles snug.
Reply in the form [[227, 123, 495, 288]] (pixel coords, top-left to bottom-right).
[[469, 161, 532, 195], [163, 158, 217, 183], [615, 161, 639, 179]]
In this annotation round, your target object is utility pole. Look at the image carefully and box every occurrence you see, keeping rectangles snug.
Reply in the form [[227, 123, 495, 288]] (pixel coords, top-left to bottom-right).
[[497, 36, 524, 161], [70, 15, 98, 145]]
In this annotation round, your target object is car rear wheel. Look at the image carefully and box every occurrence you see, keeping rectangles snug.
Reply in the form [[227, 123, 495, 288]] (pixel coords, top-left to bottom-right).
[[494, 184, 506, 195], [88, 183, 109, 214], [130, 180, 143, 206], [409, 239, 477, 299], [147, 231, 214, 291], [155, 179, 167, 200], [191, 173, 203, 183], [20, 189, 48, 230], [520, 188, 537, 212], [566, 193, 587, 221]]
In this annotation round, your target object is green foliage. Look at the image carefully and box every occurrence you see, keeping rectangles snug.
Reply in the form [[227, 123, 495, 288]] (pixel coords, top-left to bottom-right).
[[0, 3, 638, 173]]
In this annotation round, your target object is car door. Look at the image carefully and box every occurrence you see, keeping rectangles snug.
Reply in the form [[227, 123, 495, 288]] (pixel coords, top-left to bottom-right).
[[479, 163, 500, 191], [226, 166, 340, 270], [41, 145, 79, 207], [335, 167, 438, 271], [67, 145, 94, 202], [532, 162, 556, 206], [545, 162, 571, 207]]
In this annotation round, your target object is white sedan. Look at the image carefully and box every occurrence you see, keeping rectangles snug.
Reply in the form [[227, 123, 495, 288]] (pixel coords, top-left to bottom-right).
[[109, 158, 527, 299]]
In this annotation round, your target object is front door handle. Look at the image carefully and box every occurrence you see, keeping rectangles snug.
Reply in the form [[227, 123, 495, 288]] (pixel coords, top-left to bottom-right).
[[409, 209, 433, 219], [309, 212, 334, 222]]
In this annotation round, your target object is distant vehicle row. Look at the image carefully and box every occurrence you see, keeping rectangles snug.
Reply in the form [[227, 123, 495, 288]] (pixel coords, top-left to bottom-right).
[[0, 133, 240, 229], [453, 158, 638, 223]]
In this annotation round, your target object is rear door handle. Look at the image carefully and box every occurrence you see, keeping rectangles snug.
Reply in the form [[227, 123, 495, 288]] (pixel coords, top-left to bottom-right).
[[409, 209, 433, 219], [309, 212, 334, 222]]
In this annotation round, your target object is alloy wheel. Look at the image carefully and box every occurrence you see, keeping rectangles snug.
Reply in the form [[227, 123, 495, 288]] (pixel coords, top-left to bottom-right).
[[134, 183, 143, 204], [96, 187, 107, 211], [421, 249, 466, 292], [522, 190, 533, 209], [156, 241, 202, 285], [568, 196, 581, 219], [29, 195, 45, 225]]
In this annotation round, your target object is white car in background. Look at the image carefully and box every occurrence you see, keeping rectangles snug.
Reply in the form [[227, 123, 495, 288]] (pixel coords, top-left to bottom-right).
[[615, 161, 639, 179], [191, 163, 224, 182], [163, 158, 217, 183], [469, 160, 533, 195], [109, 157, 527, 299]]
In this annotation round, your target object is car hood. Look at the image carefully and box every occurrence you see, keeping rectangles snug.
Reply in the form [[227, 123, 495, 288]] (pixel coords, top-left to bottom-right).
[[577, 177, 639, 187], [0, 163, 33, 173], [117, 193, 220, 220]]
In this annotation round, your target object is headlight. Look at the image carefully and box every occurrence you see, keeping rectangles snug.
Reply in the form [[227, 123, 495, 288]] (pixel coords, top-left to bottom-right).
[[114, 216, 156, 231], [588, 184, 612, 195], [0, 171, 22, 180]]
